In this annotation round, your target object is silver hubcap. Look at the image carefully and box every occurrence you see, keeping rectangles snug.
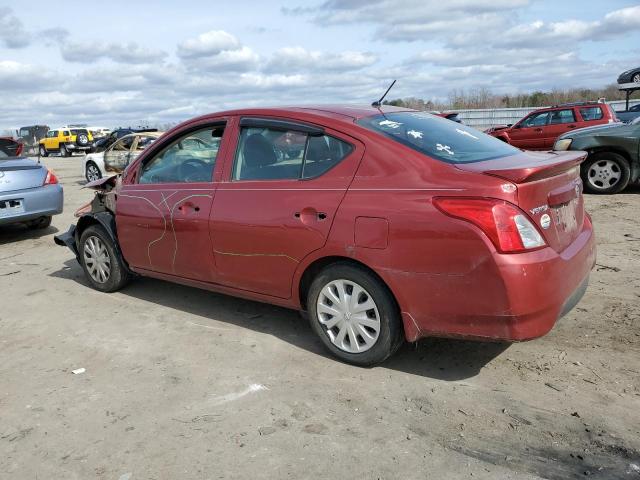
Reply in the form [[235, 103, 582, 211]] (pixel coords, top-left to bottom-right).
[[83, 235, 111, 283], [588, 159, 621, 190], [316, 279, 381, 353], [633, 73, 640, 83], [87, 164, 100, 181]]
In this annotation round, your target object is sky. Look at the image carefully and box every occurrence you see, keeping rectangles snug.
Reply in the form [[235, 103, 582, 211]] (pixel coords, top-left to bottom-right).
[[1, 0, 639, 130]]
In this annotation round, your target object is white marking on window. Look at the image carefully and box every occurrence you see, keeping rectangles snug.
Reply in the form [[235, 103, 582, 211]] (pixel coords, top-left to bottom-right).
[[407, 130, 423, 139], [379, 120, 403, 129], [456, 128, 478, 140], [436, 144, 454, 155]]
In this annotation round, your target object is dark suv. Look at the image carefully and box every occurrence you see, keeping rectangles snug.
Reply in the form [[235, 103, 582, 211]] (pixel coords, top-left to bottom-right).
[[91, 127, 158, 153], [486, 102, 618, 150]]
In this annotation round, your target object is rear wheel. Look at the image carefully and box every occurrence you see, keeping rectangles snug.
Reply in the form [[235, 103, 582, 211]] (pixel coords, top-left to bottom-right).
[[39, 145, 48, 157], [60, 145, 68, 157], [582, 152, 630, 194], [307, 262, 403, 366], [633, 72, 640, 83], [79, 225, 131, 292]]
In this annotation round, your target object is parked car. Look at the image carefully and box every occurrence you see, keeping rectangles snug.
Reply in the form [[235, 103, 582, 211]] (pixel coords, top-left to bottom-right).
[[87, 127, 111, 139], [617, 67, 640, 84], [16, 125, 49, 155], [91, 127, 159, 153], [0, 153, 63, 229], [554, 116, 640, 194], [54, 106, 595, 366], [39, 128, 94, 157], [486, 102, 618, 150], [0, 137, 23, 157], [83, 132, 163, 182], [614, 103, 640, 123]]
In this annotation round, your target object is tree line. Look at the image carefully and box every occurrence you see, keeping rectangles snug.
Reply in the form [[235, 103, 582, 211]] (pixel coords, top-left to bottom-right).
[[383, 84, 629, 111]]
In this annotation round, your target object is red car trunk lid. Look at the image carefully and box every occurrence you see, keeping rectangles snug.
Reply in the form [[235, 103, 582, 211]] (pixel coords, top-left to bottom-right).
[[457, 151, 587, 252]]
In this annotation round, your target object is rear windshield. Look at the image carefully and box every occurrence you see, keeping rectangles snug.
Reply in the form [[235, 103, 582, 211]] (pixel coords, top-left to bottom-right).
[[357, 112, 520, 164]]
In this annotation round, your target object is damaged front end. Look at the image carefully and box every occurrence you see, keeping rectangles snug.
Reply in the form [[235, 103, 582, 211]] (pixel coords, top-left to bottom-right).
[[54, 175, 123, 263]]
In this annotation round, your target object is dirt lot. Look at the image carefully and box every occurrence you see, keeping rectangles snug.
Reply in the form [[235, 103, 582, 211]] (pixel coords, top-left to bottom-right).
[[1, 155, 639, 480]]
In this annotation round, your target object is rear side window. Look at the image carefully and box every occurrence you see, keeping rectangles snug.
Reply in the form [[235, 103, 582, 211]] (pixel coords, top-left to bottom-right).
[[233, 127, 352, 181], [549, 109, 576, 124], [358, 112, 519, 164], [579, 107, 604, 121]]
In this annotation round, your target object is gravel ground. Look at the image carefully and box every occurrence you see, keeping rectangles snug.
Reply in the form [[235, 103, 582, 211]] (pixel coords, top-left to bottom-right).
[[1, 155, 639, 480]]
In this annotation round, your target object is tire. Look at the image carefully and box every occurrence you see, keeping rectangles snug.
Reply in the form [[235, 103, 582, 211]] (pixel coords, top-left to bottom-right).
[[79, 224, 131, 292], [307, 262, 403, 366], [60, 145, 68, 157], [633, 72, 640, 83], [39, 145, 48, 157], [27, 216, 52, 229], [85, 161, 102, 182], [581, 152, 630, 194]]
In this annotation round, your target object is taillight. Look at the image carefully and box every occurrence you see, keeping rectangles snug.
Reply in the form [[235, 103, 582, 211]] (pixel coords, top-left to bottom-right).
[[433, 197, 546, 253], [44, 169, 59, 185]]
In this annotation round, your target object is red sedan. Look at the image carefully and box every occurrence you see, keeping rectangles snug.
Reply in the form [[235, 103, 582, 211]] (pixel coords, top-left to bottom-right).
[[55, 105, 596, 365]]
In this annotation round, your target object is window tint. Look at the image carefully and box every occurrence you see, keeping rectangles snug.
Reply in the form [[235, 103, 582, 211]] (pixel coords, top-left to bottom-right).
[[357, 112, 519, 164], [521, 112, 550, 127], [63, 130, 70, 136], [233, 127, 352, 181], [549, 109, 576, 124], [580, 106, 604, 120], [139, 126, 224, 184]]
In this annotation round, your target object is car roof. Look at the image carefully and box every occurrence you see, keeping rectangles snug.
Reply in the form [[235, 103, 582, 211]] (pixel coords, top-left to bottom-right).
[[118, 131, 164, 140], [191, 104, 415, 125]]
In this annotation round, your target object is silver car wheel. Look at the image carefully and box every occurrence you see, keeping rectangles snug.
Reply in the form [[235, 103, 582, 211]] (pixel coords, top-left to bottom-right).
[[633, 73, 640, 83], [86, 163, 101, 182], [588, 159, 622, 190], [316, 279, 381, 354], [83, 235, 111, 284]]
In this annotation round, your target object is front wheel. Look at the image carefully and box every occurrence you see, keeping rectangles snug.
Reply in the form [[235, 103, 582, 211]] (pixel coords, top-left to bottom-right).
[[307, 263, 403, 366], [582, 152, 630, 194], [79, 225, 131, 292], [633, 72, 640, 83], [39, 145, 48, 157], [85, 161, 102, 182]]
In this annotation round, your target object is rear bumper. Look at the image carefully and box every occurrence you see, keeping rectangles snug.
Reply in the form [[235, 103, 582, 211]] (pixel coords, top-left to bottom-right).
[[65, 143, 91, 151], [0, 184, 63, 226], [393, 220, 596, 342]]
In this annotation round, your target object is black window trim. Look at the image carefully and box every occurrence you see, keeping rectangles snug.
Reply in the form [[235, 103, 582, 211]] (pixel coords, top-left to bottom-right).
[[239, 117, 324, 136]]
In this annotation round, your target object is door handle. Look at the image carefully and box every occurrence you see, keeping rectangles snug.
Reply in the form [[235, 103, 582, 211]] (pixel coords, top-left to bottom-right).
[[178, 202, 200, 212], [567, 125, 577, 129], [294, 209, 327, 221], [534, 128, 543, 132]]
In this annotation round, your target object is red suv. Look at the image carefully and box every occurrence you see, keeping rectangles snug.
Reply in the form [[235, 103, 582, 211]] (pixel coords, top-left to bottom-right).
[[55, 106, 596, 366], [486, 102, 618, 150]]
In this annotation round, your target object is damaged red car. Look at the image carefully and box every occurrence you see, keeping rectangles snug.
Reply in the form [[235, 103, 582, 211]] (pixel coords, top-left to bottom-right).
[[55, 106, 596, 366]]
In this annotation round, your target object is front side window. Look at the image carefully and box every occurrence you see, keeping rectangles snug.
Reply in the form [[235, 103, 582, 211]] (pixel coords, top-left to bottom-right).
[[139, 126, 224, 184], [357, 112, 519, 164], [521, 112, 550, 128], [549, 109, 576, 124], [233, 127, 352, 181], [580, 107, 604, 121]]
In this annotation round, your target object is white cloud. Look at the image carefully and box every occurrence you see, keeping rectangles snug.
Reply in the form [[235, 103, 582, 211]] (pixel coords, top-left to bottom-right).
[[177, 30, 241, 59], [60, 41, 167, 64], [265, 47, 377, 72]]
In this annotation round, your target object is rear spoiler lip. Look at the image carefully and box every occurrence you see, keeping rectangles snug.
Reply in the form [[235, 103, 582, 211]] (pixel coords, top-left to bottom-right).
[[456, 150, 588, 184]]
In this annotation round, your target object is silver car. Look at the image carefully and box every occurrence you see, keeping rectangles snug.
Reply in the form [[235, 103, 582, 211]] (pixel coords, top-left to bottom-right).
[[0, 152, 63, 229]]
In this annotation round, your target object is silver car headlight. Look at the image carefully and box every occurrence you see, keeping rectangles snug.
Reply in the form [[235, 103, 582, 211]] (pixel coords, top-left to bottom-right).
[[554, 138, 572, 151]]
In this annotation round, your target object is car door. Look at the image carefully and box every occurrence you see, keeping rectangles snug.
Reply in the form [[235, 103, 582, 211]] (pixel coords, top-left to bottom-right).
[[116, 121, 229, 282], [542, 108, 578, 149], [508, 111, 550, 150], [44, 130, 58, 150], [210, 117, 364, 299]]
